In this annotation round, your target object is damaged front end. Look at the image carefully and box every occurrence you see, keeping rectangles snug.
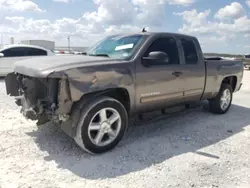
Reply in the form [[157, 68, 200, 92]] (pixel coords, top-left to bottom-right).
[[5, 72, 67, 125]]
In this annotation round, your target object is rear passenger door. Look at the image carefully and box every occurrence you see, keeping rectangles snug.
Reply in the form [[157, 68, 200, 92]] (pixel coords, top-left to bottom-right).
[[179, 37, 206, 102]]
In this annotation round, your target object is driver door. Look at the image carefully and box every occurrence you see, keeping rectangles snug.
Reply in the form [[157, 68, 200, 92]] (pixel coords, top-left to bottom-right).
[[135, 36, 186, 112]]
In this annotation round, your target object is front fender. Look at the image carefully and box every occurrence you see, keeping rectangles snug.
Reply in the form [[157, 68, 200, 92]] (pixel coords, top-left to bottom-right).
[[50, 65, 134, 114]]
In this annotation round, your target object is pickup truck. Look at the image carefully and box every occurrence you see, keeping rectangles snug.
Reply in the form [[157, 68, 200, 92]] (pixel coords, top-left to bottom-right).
[[5, 32, 244, 154]]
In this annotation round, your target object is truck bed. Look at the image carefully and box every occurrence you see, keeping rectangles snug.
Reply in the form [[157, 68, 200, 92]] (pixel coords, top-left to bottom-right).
[[203, 59, 243, 100]]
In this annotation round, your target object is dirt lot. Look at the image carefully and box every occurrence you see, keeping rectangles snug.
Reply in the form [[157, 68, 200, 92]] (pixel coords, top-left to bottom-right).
[[0, 71, 250, 188]]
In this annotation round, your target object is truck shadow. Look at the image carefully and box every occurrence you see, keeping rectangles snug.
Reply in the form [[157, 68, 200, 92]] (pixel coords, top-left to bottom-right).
[[26, 103, 250, 180]]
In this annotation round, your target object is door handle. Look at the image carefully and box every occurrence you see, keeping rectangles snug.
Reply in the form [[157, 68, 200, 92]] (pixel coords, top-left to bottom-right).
[[172, 71, 183, 77]]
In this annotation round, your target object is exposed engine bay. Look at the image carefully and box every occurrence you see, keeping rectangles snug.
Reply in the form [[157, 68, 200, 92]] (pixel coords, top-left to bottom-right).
[[5, 73, 72, 125]]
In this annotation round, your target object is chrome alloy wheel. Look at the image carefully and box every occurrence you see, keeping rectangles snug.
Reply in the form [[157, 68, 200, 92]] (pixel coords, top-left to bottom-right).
[[87, 107, 122, 147], [220, 89, 231, 111]]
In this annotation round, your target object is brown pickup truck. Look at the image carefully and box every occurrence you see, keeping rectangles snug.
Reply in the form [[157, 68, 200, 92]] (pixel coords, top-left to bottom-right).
[[5, 32, 244, 154]]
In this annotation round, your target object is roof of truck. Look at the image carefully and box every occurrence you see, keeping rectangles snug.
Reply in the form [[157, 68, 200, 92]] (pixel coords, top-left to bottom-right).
[[115, 31, 196, 39]]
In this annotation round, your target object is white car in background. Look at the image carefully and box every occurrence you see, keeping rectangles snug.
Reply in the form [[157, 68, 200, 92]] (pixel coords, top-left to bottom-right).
[[0, 44, 54, 77], [244, 54, 250, 70]]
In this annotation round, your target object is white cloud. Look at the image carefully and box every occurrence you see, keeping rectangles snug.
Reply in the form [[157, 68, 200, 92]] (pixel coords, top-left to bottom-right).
[[174, 9, 210, 27], [0, 0, 43, 12], [82, 0, 171, 29], [83, 0, 136, 25], [167, 0, 194, 5], [105, 25, 142, 34], [0, 16, 115, 46], [83, 0, 195, 27], [198, 35, 227, 49], [246, 1, 250, 7], [174, 5, 250, 53], [0, 0, 248, 53], [53, 0, 70, 3], [133, 1, 167, 26], [0, 0, 197, 46], [132, 0, 195, 5], [175, 8, 250, 35], [198, 35, 234, 45], [215, 2, 245, 21]]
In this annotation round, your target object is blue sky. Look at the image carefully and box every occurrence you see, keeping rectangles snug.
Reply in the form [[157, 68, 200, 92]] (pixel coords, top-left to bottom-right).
[[0, 0, 250, 54]]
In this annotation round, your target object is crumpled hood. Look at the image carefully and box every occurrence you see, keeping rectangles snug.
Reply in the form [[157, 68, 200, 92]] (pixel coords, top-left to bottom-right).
[[13, 55, 119, 78]]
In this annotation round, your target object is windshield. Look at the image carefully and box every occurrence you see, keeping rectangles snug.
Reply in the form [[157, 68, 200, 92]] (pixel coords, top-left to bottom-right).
[[86, 34, 145, 59]]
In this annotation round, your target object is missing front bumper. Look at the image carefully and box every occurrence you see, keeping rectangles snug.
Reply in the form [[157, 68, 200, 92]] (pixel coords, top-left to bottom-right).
[[5, 73, 60, 122]]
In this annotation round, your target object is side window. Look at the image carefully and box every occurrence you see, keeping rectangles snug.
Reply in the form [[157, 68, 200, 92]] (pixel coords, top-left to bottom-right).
[[26, 48, 47, 56], [2, 47, 28, 57], [1, 49, 11, 57], [144, 37, 180, 65], [2, 47, 47, 57], [181, 38, 198, 64]]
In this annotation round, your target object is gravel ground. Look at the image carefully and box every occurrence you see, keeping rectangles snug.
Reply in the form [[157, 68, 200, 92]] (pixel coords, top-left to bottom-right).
[[0, 71, 250, 188]]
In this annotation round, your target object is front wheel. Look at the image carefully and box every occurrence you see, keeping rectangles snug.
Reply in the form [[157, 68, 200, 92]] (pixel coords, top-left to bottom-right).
[[209, 84, 233, 114], [74, 96, 128, 154]]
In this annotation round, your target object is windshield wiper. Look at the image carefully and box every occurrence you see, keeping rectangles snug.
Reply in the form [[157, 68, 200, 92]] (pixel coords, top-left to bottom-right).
[[88, 53, 110, 58]]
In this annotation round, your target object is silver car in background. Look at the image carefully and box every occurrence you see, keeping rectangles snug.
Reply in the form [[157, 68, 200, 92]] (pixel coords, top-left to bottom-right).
[[0, 44, 54, 77]]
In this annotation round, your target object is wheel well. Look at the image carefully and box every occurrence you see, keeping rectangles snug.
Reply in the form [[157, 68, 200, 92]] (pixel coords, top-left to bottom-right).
[[101, 88, 130, 113], [75, 88, 131, 113], [222, 76, 237, 91]]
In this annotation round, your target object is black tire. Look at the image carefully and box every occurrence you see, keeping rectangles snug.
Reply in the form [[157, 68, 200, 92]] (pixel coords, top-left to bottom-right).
[[74, 96, 128, 154], [209, 84, 233, 114]]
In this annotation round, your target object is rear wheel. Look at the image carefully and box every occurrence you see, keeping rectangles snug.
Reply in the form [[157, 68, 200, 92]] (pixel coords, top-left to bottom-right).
[[74, 96, 128, 154], [209, 84, 233, 114]]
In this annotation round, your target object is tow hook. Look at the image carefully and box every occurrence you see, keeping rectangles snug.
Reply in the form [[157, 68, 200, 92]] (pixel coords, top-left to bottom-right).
[[59, 114, 70, 122]]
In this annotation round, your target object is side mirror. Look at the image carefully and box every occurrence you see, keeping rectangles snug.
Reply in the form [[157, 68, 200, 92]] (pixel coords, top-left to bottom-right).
[[142, 51, 169, 67], [0, 53, 4, 57]]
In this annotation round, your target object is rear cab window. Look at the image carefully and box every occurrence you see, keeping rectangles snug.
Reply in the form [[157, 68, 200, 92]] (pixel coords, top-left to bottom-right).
[[180, 38, 198, 65]]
